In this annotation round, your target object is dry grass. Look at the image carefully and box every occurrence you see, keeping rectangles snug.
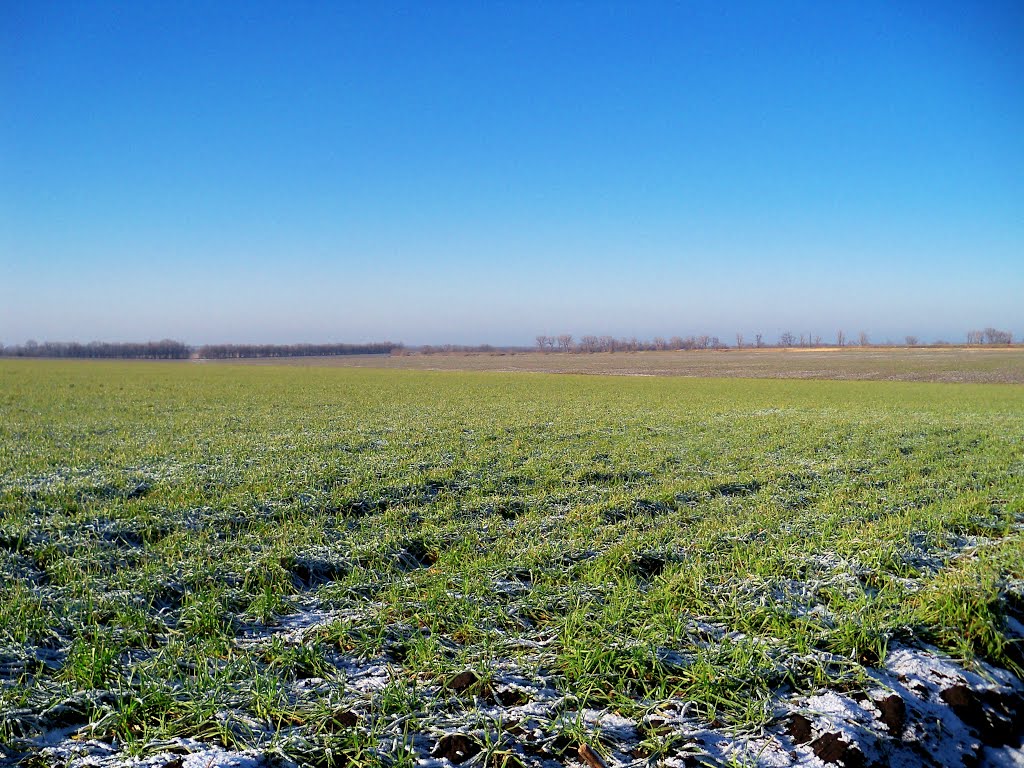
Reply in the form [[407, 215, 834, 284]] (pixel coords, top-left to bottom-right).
[[215, 347, 1024, 384]]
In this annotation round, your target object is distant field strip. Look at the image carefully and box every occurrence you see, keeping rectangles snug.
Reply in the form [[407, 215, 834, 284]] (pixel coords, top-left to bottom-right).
[[1, 361, 1022, 766], [222, 347, 1024, 384]]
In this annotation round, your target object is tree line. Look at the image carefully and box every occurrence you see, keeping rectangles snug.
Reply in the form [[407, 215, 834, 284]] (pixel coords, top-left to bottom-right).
[[0, 340, 191, 359], [193, 342, 400, 359], [533, 333, 791, 352], [0, 340, 401, 359], [965, 328, 1014, 345], [535, 328, 1016, 352], [413, 344, 532, 355], [1, 329, 1015, 359]]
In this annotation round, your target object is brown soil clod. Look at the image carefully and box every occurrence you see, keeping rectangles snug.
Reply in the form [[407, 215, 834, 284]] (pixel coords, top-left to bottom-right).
[[810, 732, 865, 767], [501, 720, 525, 736], [494, 686, 529, 706], [631, 554, 666, 579], [787, 713, 814, 744], [326, 709, 360, 730], [40, 697, 93, 729], [432, 734, 482, 764], [941, 684, 1024, 747], [875, 694, 906, 735], [399, 538, 437, 568], [446, 669, 481, 693], [544, 734, 573, 755], [280, 555, 350, 588]]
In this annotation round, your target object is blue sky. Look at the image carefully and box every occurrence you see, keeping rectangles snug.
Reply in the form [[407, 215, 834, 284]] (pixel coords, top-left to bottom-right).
[[2, 1, 1022, 345]]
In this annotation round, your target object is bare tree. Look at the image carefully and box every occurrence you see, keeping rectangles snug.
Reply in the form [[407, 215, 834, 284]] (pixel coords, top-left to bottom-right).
[[813, 335, 822, 346], [754, 333, 764, 348], [556, 334, 574, 352], [857, 331, 870, 347], [983, 327, 1013, 345], [836, 330, 846, 347], [735, 333, 744, 349], [905, 335, 919, 347], [779, 331, 796, 347]]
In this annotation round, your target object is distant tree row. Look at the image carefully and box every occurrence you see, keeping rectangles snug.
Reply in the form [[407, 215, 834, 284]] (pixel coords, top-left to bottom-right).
[[193, 342, 401, 359], [0, 340, 401, 359], [415, 343, 532, 355], [2, 329, 1015, 360], [536, 334, 732, 352], [535, 328, 1017, 352], [0, 339, 190, 359], [537, 333, 833, 352], [966, 328, 1014, 345]]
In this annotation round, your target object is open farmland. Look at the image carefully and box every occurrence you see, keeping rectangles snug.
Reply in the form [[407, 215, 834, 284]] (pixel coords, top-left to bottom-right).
[[1, 360, 1023, 767], [223, 347, 1024, 385]]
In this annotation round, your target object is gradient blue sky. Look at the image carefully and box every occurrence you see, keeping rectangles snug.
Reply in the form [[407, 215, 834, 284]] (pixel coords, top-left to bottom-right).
[[3, 1, 1022, 345]]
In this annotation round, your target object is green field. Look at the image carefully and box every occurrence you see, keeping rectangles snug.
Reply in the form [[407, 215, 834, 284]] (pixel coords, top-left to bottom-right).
[[2, 360, 1023, 766]]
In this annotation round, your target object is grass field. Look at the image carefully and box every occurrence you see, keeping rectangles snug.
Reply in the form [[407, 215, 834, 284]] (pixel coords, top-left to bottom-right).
[[224, 347, 1024, 385], [2, 360, 1023, 767]]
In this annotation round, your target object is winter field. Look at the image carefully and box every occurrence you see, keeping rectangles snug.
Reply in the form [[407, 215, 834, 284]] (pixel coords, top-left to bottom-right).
[[223, 347, 1024, 385], [1, 360, 1023, 767]]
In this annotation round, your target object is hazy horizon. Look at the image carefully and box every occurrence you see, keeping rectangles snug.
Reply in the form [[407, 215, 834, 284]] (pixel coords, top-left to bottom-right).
[[4, 2, 1022, 347], [0, 327, 1017, 349]]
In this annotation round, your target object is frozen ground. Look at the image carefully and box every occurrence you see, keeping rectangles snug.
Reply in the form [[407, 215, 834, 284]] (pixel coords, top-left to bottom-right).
[[13, 602, 1023, 768]]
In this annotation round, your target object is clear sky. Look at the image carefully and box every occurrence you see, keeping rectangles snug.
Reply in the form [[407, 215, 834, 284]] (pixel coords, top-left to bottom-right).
[[2, 1, 1022, 345]]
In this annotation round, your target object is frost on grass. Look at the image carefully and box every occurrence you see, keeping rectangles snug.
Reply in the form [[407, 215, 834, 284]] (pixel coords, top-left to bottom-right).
[[3, 364, 1024, 766], [11, 610, 1024, 768]]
